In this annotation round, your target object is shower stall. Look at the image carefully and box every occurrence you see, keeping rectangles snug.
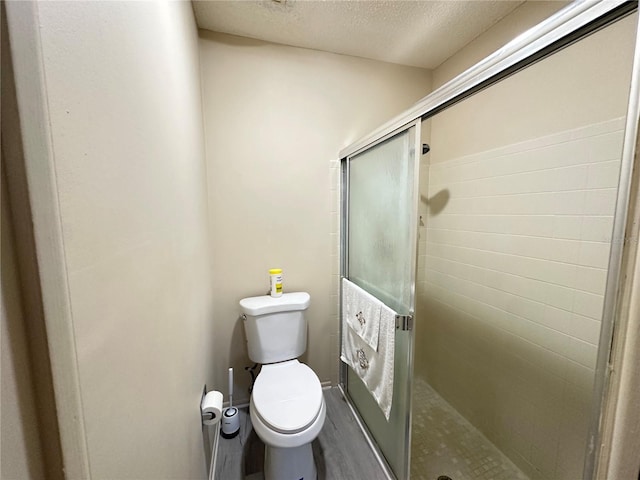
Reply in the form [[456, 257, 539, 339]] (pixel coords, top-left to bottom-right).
[[339, 1, 639, 479]]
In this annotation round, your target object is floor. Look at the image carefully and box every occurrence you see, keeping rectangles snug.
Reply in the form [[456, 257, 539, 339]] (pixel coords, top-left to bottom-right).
[[215, 387, 389, 480], [216, 382, 527, 480], [410, 377, 529, 480]]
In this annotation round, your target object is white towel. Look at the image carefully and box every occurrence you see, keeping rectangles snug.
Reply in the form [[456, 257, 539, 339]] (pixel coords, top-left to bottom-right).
[[342, 278, 381, 351], [341, 292, 396, 420]]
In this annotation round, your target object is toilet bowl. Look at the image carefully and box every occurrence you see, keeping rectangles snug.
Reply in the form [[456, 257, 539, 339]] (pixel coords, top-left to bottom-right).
[[250, 360, 326, 480], [251, 360, 325, 447], [240, 292, 325, 480]]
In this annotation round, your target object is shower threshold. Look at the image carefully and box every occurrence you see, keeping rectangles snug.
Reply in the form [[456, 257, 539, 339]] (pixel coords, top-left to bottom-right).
[[411, 377, 529, 480]]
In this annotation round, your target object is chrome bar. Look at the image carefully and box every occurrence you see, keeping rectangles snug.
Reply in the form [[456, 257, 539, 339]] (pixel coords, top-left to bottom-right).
[[339, 155, 350, 385], [346, 120, 418, 163], [403, 117, 422, 478]]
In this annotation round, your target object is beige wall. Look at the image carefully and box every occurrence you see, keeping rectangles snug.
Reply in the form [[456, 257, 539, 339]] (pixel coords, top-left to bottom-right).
[[199, 31, 432, 403], [417, 13, 636, 480], [1, 159, 47, 480], [2, 3, 64, 476], [6, 1, 214, 478]]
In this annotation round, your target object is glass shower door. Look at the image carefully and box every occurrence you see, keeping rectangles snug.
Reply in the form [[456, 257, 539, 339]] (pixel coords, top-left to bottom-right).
[[343, 122, 420, 479]]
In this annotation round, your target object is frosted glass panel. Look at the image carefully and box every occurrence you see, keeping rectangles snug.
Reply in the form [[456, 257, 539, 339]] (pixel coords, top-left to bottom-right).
[[348, 128, 415, 314], [346, 126, 417, 480]]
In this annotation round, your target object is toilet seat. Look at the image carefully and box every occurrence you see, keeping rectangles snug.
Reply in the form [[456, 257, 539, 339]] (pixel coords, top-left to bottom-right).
[[252, 360, 323, 434]]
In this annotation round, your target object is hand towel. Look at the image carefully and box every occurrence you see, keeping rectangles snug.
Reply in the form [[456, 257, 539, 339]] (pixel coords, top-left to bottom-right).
[[341, 293, 396, 420], [342, 278, 382, 351]]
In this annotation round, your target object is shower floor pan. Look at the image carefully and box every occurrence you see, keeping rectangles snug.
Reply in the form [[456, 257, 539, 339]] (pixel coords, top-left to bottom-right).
[[411, 377, 528, 480]]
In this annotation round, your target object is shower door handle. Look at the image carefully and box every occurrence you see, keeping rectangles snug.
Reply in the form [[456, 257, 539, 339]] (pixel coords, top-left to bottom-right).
[[395, 314, 413, 331]]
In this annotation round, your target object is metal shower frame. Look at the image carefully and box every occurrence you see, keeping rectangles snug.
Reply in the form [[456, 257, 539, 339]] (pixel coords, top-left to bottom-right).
[[338, 1, 640, 479]]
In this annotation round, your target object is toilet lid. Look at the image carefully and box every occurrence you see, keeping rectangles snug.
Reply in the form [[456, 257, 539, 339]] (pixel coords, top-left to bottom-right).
[[252, 361, 323, 434]]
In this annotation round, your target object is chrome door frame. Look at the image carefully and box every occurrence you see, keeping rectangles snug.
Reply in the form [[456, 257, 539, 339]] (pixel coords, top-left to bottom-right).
[[340, 119, 421, 479]]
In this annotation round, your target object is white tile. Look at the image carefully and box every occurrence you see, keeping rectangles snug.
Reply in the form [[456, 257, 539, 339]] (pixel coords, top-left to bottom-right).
[[330, 211, 340, 235], [587, 160, 621, 189], [568, 313, 602, 345], [329, 165, 340, 191], [330, 233, 339, 256], [572, 265, 608, 294], [584, 188, 618, 216], [587, 131, 625, 163], [330, 189, 340, 213], [578, 241, 611, 268], [552, 215, 583, 240], [535, 306, 600, 348], [571, 117, 624, 139], [542, 191, 586, 216], [329, 294, 339, 316], [504, 294, 545, 324], [540, 305, 573, 333], [564, 360, 596, 391], [330, 273, 340, 295], [419, 120, 624, 480], [581, 216, 614, 242], [572, 290, 604, 320], [566, 337, 598, 369], [555, 431, 588, 480], [530, 426, 560, 478], [536, 140, 584, 171]]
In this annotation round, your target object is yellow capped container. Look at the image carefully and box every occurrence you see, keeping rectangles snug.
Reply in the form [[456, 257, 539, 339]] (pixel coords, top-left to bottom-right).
[[269, 268, 283, 297]]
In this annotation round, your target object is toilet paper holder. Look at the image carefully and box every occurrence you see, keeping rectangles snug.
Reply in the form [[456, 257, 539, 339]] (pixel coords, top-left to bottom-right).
[[200, 385, 223, 426], [201, 385, 211, 425], [202, 411, 215, 423]]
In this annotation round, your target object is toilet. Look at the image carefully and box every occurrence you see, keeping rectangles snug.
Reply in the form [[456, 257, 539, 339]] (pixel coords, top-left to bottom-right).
[[240, 292, 325, 480]]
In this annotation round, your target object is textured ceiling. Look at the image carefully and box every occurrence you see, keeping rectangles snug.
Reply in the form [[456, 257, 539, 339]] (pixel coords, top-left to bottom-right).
[[192, 0, 526, 69]]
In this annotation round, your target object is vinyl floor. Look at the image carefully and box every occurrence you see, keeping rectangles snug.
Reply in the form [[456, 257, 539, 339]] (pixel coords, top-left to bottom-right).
[[215, 387, 390, 480]]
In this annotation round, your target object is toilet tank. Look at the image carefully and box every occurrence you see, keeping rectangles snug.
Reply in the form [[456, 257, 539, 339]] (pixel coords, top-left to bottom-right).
[[240, 292, 311, 364]]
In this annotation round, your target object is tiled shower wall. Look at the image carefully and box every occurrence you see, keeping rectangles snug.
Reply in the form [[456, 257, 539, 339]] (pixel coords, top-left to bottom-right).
[[416, 117, 625, 479]]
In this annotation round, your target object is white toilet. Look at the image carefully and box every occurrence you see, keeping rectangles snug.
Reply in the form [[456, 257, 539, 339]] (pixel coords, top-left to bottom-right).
[[240, 292, 325, 480]]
